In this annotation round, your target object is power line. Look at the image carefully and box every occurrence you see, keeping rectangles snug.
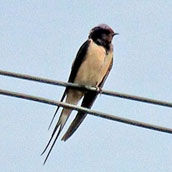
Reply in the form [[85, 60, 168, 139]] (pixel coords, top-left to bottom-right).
[[0, 69, 172, 108], [0, 88, 172, 134]]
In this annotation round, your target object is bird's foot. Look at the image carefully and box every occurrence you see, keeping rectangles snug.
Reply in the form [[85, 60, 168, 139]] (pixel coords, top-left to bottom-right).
[[95, 86, 102, 94]]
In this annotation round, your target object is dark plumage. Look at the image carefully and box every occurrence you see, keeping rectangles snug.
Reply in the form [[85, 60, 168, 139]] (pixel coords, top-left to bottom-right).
[[42, 24, 118, 164]]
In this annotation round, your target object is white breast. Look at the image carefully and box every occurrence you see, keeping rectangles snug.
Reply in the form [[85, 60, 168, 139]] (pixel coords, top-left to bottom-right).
[[74, 39, 113, 87]]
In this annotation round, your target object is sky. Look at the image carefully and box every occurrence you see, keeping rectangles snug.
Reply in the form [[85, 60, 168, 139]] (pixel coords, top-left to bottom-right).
[[0, 1, 172, 172]]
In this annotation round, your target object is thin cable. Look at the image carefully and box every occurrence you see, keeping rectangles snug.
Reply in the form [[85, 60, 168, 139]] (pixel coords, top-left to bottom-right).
[[0, 88, 172, 134], [0, 70, 172, 108]]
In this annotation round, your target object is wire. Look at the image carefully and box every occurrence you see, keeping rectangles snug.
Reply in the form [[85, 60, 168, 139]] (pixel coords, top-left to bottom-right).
[[0, 88, 172, 134], [0, 69, 172, 108]]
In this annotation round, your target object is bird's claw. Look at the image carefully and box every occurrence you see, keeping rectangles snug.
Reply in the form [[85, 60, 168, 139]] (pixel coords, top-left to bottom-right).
[[95, 86, 102, 94]]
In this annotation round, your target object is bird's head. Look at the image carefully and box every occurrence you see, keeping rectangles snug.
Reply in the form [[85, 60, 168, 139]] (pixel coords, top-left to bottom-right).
[[88, 24, 118, 50]]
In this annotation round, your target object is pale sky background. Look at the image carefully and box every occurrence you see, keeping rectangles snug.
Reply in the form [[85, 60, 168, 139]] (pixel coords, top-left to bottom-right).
[[0, 1, 172, 172]]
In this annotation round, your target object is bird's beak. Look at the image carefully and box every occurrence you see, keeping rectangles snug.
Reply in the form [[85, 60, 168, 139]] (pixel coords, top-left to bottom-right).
[[113, 33, 119, 36]]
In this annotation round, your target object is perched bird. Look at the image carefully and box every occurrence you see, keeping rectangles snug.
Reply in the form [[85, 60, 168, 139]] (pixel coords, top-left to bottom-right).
[[42, 24, 118, 164]]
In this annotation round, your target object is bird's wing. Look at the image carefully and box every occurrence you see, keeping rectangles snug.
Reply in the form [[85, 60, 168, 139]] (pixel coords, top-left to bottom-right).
[[42, 40, 91, 164], [99, 57, 113, 88], [68, 40, 91, 83], [48, 40, 91, 129], [61, 58, 113, 141]]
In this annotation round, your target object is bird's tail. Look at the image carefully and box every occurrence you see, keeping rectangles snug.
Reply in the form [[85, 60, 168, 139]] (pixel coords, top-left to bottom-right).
[[48, 88, 68, 130], [61, 112, 86, 141], [41, 89, 83, 164], [61, 90, 98, 141], [41, 108, 70, 164]]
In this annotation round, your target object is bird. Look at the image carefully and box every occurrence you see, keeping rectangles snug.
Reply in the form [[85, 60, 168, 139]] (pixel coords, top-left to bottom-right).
[[41, 24, 118, 164]]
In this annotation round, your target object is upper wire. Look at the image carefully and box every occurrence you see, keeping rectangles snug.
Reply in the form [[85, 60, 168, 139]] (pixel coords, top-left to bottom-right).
[[0, 69, 171, 108]]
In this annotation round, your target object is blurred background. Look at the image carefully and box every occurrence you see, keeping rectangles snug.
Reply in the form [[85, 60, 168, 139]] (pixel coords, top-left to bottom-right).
[[0, 1, 172, 171]]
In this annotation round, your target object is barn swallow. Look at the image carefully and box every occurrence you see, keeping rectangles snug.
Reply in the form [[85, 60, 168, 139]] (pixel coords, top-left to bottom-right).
[[42, 24, 118, 164]]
